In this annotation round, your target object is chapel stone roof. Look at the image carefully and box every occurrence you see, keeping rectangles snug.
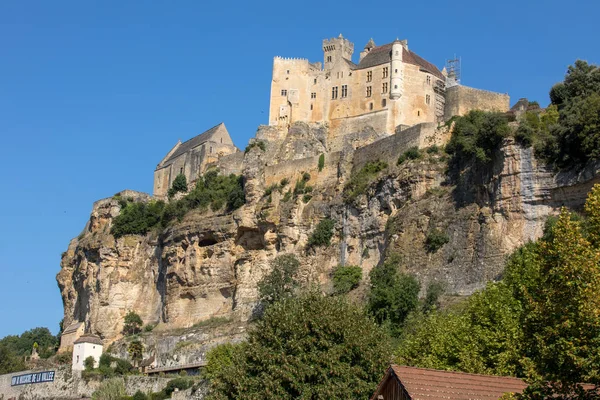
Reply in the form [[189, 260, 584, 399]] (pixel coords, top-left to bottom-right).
[[163, 122, 225, 164], [62, 321, 84, 335], [74, 334, 103, 346], [356, 43, 445, 80]]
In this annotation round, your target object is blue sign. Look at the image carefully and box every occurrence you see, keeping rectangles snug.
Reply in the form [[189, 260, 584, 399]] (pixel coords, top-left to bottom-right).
[[11, 371, 55, 386]]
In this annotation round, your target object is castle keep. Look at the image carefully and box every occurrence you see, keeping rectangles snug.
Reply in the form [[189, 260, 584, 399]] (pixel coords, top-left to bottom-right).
[[269, 34, 509, 135]]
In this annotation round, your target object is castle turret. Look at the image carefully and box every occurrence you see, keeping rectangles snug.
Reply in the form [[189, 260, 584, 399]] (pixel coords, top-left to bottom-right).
[[359, 38, 376, 62], [389, 39, 405, 100], [322, 34, 354, 71]]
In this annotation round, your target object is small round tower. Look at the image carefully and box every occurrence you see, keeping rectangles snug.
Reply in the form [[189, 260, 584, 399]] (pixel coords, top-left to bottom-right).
[[389, 39, 404, 100]]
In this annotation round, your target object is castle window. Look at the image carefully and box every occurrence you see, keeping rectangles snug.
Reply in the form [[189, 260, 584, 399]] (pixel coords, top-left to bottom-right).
[[366, 86, 372, 97], [314, 78, 317, 84], [394, 85, 398, 89], [327, 56, 332, 62], [337, 72, 340, 79], [310, 104, 313, 110], [395, 51, 399, 56], [220, 137, 223, 143], [311, 92, 316, 99], [382, 99, 387, 107], [369, 102, 374, 110], [426, 94, 431, 105], [341, 85, 348, 98], [418, 111, 421, 116], [180, 167, 183, 174], [395, 69, 398, 73], [332, 86, 338, 99], [383, 67, 388, 78], [427, 75, 431, 85], [382, 83, 388, 93], [341, 71, 343, 78], [210, 146, 213, 153], [281, 89, 287, 96], [287, 70, 290, 74], [367, 71, 372, 82]]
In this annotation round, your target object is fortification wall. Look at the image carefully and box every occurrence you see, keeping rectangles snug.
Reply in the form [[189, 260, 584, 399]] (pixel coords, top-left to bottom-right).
[[329, 110, 389, 151], [264, 151, 342, 189], [215, 152, 244, 176], [352, 123, 441, 171], [0, 366, 171, 399], [444, 85, 510, 120]]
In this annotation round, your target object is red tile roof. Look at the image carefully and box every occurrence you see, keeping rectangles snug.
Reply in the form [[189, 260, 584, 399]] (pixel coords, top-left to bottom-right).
[[372, 365, 528, 400]]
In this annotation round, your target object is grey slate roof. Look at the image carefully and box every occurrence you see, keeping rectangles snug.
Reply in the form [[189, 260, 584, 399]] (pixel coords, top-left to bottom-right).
[[163, 122, 224, 164], [356, 43, 445, 80], [74, 334, 103, 346]]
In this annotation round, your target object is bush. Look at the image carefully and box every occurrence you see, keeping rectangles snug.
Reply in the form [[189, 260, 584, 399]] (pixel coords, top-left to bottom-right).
[[123, 311, 143, 336], [55, 350, 72, 365], [307, 218, 335, 248], [318, 153, 325, 171], [163, 377, 193, 397], [343, 160, 388, 204], [204, 343, 242, 382], [244, 140, 266, 153], [207, 291, 392, 399], [167, 173, 188, 198], [302, 194, 312, 203], [422, 282, 445, 313], [426, 145, 440, 154], [99, 353, 113, 369], [264, 183, 280, 196], [282, 190, 292, 202], [127, 340, 143, 364], [280, 177, 289, 186], [143, 323, 156, 332], [132, 391, 148, 400], [84, 356, 96, 371], [332, 265, 362, 294], [92, 378, 125, 400], [397, 146, 421, 164], [425, 228, 450, 253], [258, 254, 300, 305], [367, 254, 420, 333], [111, 172, 245, 238]]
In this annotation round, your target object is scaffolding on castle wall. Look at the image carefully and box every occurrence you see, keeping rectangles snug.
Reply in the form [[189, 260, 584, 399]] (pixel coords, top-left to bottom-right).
[[445, 57, 461, 87]]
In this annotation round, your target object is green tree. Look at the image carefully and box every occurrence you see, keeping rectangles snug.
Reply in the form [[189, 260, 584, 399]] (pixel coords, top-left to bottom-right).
[[84, 355, 95, 370], [332, 265, 362, 294], [307, 218, 335, 248], [168, 173, 188, 198], [367, 254, 420, 332], [207, 291, 392, 399], [123, 311, 143, 336], [127, 340, 144, 365], [257, 254, 300, 305], [204, 343, 242, 382], [0, 344, 25, 374]]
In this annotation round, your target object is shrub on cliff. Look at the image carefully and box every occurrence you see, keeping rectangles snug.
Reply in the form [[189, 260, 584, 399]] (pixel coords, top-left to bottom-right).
[[332, 265, 362, 294], [111, 200, 165, 238], [91, 378, 126, 400], [167, 173, 188, 198], [343, 160, 388, 204], [257, 254, 301, 306], [318, 153, 325, 171], [206, 291, 392, 400], [425, 228, 450, 253], [445, 110, 510, 171], [307, 218, 335, 248], [123, 311, 143, 336]]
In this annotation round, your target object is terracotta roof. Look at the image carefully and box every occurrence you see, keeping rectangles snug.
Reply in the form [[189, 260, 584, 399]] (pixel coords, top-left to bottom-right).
[[356, 43, 444, 80], [163, 122, 225, 164], [62, 321, 84, 335], [74, 334, 103, 346], [372, 365, 528, 400]]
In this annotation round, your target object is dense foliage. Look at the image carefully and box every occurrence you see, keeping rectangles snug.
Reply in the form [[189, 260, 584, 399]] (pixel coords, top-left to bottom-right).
[[91, 378, 126, 400], [396, 184, 600, 397], [207, 291, 392, 399], [127, 340, 144, 364], [332, 265, 362, 294], [203, 343, 242, 382], [257, 254, 301, 306], [424, 228, 450, 253], [167, 173, 188, 198], [307, 218, 335, 248], [0, 326, 58, 373], [111, 170, 245, 237], [518, 60, 600, 169], [397, 146, 421, 165], [445, 110, 510, 170], [343, 160, 388, 204], [367, 254, 420, 334]]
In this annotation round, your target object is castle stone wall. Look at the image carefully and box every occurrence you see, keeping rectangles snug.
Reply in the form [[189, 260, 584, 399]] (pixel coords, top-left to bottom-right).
[[329, 110, 388, 151], [352, 123, 439, 171], [215, 152, 244, 176], [264, 151, 342, 189], [444, 85, 510, 120]]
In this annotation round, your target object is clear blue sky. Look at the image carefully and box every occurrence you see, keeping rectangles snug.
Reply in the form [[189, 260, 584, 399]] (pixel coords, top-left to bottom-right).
[[0, 0, 598, 338]]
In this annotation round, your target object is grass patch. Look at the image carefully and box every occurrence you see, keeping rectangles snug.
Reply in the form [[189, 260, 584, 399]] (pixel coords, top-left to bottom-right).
[[343, 161, 388, 204], [192, 316, 232, 329]]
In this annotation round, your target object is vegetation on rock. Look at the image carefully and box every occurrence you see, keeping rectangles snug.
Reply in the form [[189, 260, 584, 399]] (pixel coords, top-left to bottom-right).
[[91, 378, 126, 400], [257, 254, 301, 306], [244, 140, 266, 153], [111, 170, 245, 237], [332, 265, 362, 294], [397, 146, 421, 165], [424, 228, 450, 253], [307, 218, 335, 248], [343, 160, 388, 204], [318, 153, 325, 171], [123, 311, 143, 336], [167, 173, 188, 198]]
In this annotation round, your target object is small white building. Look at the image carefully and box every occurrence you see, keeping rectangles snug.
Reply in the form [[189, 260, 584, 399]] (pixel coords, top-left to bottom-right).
[[72, 334, 103, 371]]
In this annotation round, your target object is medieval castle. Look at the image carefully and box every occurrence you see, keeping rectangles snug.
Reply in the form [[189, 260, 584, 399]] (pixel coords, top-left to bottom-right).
[[153, 34, 510, 198]]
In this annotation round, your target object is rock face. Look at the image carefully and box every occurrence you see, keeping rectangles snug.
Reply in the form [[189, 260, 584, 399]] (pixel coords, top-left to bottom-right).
[[57, 123, 600, 347]]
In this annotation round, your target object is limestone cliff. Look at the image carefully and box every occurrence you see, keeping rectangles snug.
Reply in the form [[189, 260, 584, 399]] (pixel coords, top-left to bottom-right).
[[57, 123, 600, 349]]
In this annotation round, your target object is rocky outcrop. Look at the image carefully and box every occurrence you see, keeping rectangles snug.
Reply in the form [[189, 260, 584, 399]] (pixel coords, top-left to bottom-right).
[[57, 124, 600, 349]]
